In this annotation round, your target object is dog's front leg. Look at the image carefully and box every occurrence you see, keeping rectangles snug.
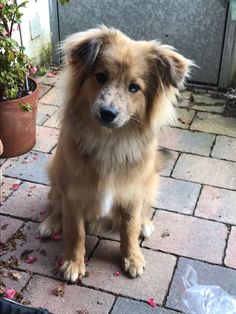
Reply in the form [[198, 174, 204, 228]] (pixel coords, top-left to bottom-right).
[[59, 197, 86, 282], [120, 206, 146, 278]]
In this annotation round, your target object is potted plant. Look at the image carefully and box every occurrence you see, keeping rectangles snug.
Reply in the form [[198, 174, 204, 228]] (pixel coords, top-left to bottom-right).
[[0, 0, 39, 158]]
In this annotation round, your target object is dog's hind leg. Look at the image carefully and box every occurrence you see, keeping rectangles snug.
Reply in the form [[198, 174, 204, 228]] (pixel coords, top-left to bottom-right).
[[39, 187, 62, 238]]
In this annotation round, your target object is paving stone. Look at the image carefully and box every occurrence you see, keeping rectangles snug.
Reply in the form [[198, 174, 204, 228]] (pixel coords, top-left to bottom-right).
[[0, 159, 6, 166], [195, 186, 236, 225], [38, 84, 51, 99], [111, 297, 178, 314], [43, 108, 61, 129], [1, 222, 98, 278], [50, 145, 57, 155], [143, 210, 227, 264], [154, 177, 201, 214], [2, 151, 50, 185], [159, 150, 179, 177], [191, 112, 236, 137], [37, 102, 57, 125], [166, 257, 236, 312], [83, 240, 176, 304], [1, 182, 49, 221], [24, 275, 114, 314], [37, 73, 60, 87], [35, 126, 59, 153], [173, 154, 236, 190], [40, 87, 60, 106], [179, 93, 226, 113], [159, 128, 215, 156], [171, 108, 195, 129], [0, 268, 31, 293], [0, 216, 24, 244], [1, 177, 21, 203], [212, 135, 236, 162], [225, 227, 236, 269]]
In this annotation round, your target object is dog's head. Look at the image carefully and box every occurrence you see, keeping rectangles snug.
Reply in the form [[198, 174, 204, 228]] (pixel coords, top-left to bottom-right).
[[62, 26, 193, 129]]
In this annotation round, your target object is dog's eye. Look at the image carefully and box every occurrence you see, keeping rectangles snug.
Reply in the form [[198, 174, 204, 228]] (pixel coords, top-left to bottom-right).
[[96, 73, 108, 84], [128, 83, 140, 93]]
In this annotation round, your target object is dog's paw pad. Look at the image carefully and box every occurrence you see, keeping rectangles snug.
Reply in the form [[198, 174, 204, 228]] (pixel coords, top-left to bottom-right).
[[123, 254, 146, 278], [39, 216, 61, 238], [140, 221, 154, 238], [59, 260, 85, 282]]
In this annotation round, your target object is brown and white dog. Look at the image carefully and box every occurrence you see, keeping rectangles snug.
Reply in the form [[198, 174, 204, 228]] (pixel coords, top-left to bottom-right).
[[39, 26, 192, 281]]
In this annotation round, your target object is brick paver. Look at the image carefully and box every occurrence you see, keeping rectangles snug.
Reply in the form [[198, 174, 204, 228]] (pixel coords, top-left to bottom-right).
[[2, 151, 50, 185], [35, 126, 59, 153], [159, 128, 215, 156], [38, 85, 51, 99], [112, 298, 179, 314], [171, 108, 195, 129], [225, 227, 236, 269], [1, 221, 98, 278], [191, 112, 236, 137], [37, 102, 57, 126], [0, 268, 31, 294], [211, 135, 236, 162], [43, 108, 61, 129], [1, 176, 21, 203], [154, 177, 201, 214], [39, 87, 59, 106], [166, 257, 236, 312], [0, 216, 24, 244], [159, 151, 179, 177], [24, 275, 115, 314], [143, 210, 228, 264], [83, 240, 176, 304], [173, 153, 236, 190], [0, 182, 49, 221], [195, 186, 236, 224]]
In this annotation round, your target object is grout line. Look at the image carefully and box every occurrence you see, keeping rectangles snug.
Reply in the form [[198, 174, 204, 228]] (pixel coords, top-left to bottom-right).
[[169, 152, 181, 177], [192, 184, 204, 217], [222, 224, 231, 266], [108, 296, 118, 314], [163, 256, 179, 307], [209, 134, 218, 157]]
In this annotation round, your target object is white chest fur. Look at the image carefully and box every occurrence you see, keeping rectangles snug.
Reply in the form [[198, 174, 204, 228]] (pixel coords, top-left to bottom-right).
[[100, 190, 113, 217]]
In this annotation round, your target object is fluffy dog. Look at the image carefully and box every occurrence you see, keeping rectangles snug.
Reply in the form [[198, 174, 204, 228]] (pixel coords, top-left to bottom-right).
[[39, 26, 192, 281]]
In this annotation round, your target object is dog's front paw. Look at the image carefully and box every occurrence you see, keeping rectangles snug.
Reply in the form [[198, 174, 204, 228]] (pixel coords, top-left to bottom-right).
[[39, 215, 61, 238], [59, 259, 85, 282], [140, 220, 154, 238], [123, 253, 146, 278]]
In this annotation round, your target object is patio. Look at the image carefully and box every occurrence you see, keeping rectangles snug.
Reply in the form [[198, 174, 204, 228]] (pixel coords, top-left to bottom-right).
[[0, 73, 236, 313]]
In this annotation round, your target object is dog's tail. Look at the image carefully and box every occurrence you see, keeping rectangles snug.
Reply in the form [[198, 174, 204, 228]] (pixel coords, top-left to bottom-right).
[[156, 147, 173, 173]]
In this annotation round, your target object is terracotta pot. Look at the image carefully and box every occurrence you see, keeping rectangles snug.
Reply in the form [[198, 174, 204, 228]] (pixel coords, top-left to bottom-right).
[[0, 77, 39, 158]]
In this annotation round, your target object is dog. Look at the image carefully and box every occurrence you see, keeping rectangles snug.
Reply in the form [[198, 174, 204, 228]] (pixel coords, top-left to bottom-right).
[[39, 26, 192, 282]]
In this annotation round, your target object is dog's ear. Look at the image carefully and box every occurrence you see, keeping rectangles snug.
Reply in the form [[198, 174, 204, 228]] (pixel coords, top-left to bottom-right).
[[148, 43, 193, 89], [62, 28, 107, 69]]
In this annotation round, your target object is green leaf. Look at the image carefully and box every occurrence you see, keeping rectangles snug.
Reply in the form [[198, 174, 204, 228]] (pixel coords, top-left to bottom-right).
[[7, 50, 14, 62], [18, 102, 32, 112], [230, 0, 236, 20]]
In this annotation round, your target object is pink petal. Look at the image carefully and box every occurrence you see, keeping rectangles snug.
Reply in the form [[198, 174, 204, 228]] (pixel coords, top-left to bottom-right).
[[5, 289, 16, 299], [33, 156, 38, 160], [51, 232, 62, 241], [0, 201, 4, 206], [25, 256, 37, 264], [11, 183, 20, 191], [47, 71, 56, 78], [147, 297, 157, 308], [35, 234, 40, 239], [114, 271, 121, 277], [22, 160, 28, 164], [40, 208, 46, 215]]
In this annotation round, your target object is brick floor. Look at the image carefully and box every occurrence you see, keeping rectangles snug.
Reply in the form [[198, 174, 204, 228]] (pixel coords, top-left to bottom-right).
[[173, 154, 236, 190], [154, 177, 201, 214], [1, 84, 235, 313], [159, 128, 215, 156], [166, 257, 236, 312], [195, 186, 236, 224], [191, 112, 236, 137], [211, 135, 236, 162], [24, 275, 115, 314], [143, 210, 227, 264], [83, 240, 176, 304], [0, 268, 31, 294], [225, 227, 236, 269], [38, 85, 51, 99]]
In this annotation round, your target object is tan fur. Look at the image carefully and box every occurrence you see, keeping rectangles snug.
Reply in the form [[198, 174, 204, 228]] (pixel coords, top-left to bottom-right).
[[39, 26, 192, 281]]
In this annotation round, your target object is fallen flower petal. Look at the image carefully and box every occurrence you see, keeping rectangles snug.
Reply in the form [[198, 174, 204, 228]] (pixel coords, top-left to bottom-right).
[[35, 234, 40, 239], [25, 256, 37, 264], [40, 208, 46, 215], [51, 232, 62, 241], [11, 183, 20, 191], [47, 71, 56, 78], [54, 283, 66, 297], [5, 289, 16, 299], [114, 271, 121, 277], [147, 297, 157, 308]]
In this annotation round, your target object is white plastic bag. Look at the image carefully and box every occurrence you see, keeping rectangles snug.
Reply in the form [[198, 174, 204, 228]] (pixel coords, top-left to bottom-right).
[[181, 266, 236, 314]]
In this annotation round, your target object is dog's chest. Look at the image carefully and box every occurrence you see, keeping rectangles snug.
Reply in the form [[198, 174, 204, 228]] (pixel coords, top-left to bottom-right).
[[100, 190, 113, 217]]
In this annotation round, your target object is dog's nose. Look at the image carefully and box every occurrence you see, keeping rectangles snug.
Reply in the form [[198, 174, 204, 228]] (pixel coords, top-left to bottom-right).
[[100, 107, 118, 123]]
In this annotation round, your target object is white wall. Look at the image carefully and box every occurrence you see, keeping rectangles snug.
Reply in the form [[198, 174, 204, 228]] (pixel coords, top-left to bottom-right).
[[12, 0, 51, 62]]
